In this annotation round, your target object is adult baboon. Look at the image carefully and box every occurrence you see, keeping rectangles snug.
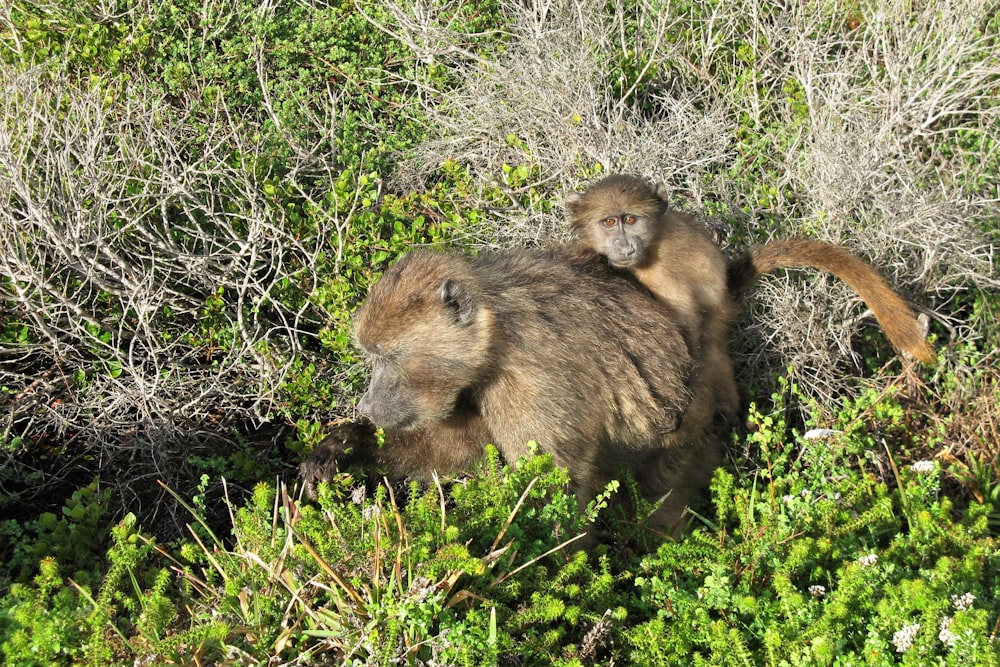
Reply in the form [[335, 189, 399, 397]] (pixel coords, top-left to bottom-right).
[[302, 245, 721, 533], [566, 175, 935, 436]]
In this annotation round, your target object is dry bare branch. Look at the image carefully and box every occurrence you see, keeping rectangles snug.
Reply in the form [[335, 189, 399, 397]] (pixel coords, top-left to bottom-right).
[[0, 64, 350, 517]]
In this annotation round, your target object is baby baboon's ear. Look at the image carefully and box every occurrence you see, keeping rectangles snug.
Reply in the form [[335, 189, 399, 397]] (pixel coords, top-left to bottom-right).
[[564, 191, 585, 222], [439, 279, 477, 325]]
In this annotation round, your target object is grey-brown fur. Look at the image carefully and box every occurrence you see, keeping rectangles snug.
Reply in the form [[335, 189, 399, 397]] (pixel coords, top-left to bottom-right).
[[304, 245, 720, 533]]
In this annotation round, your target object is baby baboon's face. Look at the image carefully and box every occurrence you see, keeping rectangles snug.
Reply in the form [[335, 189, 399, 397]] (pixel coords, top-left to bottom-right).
[[566, 175, 666, 269], [591, 211, 654, 268]]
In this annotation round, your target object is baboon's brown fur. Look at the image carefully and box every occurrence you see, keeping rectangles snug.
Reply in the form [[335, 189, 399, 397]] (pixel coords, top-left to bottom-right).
[[727, 239, 935, 363], [303, 245, 721, 533], [566, 176, 934, 433]]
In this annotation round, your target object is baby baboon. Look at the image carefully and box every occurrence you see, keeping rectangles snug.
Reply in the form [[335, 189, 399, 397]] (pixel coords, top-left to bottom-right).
[[566, 176, 935, 434], [303, 245, 719, 533], [566, 175, 740, 434], [566, 174, 934, 363], [565, 175, 731, 350]]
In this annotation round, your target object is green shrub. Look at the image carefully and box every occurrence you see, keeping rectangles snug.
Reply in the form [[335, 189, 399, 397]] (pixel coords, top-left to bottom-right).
[[0, 480, 110, 584], [0, 556, 88, 666], [0, 513, 168, 666], [197, 447, 619, 664], [627, 384, 999, 665], [0, 0, 504, 520], [3, 394, 998, 665]]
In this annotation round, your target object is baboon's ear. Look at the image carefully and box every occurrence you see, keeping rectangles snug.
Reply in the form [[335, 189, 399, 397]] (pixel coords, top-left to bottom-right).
[[653, 182, 670, 201], [564, 191, 581, 214], [564, 192, 586, 226], [439, 279, 477, 325]]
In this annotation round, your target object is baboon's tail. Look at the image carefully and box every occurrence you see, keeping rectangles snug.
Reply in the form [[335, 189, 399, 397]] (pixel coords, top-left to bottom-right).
[[727, 239, 935, 363]]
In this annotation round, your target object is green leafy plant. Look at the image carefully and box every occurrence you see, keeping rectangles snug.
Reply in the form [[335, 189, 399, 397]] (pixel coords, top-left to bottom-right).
[[626, 381, 999, 665]]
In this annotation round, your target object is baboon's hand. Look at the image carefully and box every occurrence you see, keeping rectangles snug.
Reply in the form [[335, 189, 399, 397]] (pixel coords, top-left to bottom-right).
[[298, 443, 342, 500], [297, 421, 378, 499]]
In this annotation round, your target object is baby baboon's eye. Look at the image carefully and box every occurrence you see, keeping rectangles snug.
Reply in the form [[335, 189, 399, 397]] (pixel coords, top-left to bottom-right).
[[623, 215, 637, 225], [601, 217, 618, 227]]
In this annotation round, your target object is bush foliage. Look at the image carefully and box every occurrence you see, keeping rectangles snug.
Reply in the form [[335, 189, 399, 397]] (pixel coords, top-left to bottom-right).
[[0, 0, 998, 664]]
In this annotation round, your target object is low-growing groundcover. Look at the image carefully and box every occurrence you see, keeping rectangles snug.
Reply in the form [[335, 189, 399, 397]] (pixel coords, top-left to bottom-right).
[[1, 0, 998, 664], [2, 384, 998, 665]]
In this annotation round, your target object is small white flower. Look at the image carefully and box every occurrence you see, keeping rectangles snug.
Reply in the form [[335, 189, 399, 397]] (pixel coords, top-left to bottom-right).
[[951, 592, 976, 611], [782, 494, 796, 503], [808, 585, 826, 598], [351, 486, 366, 505], [892, 623, 921, 652], [910, 460, 936, 473], [857, 553, 878, 567], [803, 428, 843, 440], [939, 616, 958, 647], [362, 504, 381, 521]]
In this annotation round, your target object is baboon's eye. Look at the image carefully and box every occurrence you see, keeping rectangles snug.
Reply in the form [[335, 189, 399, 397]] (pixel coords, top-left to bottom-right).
[[601, 217, 617, 227], [623, 215, 637, 225]]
